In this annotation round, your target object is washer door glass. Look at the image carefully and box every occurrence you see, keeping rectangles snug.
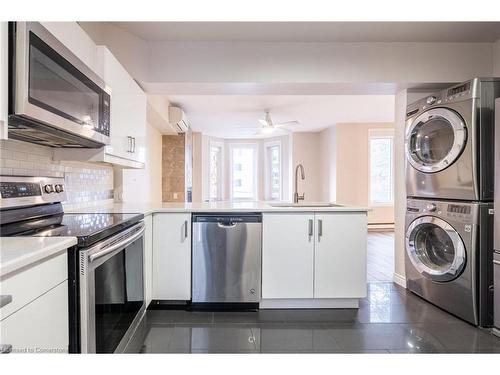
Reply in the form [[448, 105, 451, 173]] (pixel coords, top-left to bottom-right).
[[406, 216, 466, 282], [406, 108, 466, 173]]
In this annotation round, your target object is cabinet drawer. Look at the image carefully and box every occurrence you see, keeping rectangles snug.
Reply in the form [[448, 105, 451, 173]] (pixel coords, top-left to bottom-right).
[[0, 251, 67, 320], [0, 280, 69, 353]]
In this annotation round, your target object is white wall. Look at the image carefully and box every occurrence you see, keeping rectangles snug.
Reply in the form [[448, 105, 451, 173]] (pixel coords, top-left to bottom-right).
[[79, 23, 496, 92], [42, 22, 99, 73], [393, 91, 408, 286], [319, 126, 337, 202], [335, 122, 395, 225], [291, 133, 322, 202], [146, 41, 493, 86]]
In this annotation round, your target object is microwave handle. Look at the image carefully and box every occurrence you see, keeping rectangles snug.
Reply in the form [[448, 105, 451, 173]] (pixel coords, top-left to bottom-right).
[[89, 223, 145, 263]]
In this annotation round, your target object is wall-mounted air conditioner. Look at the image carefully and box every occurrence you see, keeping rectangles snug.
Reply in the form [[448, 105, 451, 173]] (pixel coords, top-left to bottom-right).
[[169, 106, 190, 133]]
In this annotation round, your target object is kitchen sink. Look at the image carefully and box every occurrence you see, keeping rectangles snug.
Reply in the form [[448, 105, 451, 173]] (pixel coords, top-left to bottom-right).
[[268, 202, 344, 208]]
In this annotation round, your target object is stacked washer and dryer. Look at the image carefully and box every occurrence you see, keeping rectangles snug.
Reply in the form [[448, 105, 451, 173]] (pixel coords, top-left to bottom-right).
[[404, 78, 500, 327]]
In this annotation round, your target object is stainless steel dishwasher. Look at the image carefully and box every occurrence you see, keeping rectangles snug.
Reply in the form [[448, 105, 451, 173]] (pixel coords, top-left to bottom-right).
[[192, 213, 262, 307]]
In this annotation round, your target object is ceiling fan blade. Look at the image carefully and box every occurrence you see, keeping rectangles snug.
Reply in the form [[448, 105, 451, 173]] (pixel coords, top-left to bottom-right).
[[258, 118, 269, 126], [274, 121, 300, 128]]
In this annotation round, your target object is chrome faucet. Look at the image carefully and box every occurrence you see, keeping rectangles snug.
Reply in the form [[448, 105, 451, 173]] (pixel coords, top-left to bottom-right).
[[293, 164, 305, 203]]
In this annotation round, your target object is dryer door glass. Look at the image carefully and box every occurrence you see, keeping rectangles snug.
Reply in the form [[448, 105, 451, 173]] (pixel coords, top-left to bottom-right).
[[406, 216, 466, 282], [406, 108, 466, 173]]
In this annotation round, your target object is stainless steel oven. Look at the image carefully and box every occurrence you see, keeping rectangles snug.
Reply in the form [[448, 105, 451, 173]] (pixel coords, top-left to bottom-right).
[[8, 22, 110, 148], [79, 221, 145, 353]]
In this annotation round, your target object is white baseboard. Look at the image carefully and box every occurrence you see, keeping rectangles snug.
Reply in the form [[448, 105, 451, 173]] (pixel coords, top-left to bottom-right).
[[368, 224, 395, 231], [260, 298, 359, 309], [393, 272, 407, 288]]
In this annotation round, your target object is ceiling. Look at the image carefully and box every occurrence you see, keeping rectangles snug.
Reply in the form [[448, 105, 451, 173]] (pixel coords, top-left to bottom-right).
[[167, 95, 395, 138], [112, 22, 500, 42]]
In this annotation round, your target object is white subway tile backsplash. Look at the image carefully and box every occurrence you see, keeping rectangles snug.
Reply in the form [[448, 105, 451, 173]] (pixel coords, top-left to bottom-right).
[[0, 139, 114, 210]]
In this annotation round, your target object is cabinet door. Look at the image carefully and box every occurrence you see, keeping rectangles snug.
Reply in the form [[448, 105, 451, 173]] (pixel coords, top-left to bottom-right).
[[314, 213, 367, 298], [0, 281, 69, 353], [262, 213, 314, 299], [98, 46, 146, 164], [144, 215, 153, 306], [153, 213, 191, 300]]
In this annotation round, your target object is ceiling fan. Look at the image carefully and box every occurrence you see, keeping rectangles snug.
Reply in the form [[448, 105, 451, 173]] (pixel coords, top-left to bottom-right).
[[239, 111, 301, 135]]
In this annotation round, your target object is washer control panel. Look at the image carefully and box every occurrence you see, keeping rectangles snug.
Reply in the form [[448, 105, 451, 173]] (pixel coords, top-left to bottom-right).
[[0, 176, 67, 209], [406, 199, 474, 223]]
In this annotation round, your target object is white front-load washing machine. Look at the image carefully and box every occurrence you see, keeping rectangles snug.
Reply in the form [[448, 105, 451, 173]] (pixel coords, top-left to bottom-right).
[[405, 198, 494, 326], [405, 78, 500, 201]]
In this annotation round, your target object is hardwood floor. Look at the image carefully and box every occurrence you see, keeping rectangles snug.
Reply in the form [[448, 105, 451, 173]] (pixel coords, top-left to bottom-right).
[[367, 231, 394, 282]]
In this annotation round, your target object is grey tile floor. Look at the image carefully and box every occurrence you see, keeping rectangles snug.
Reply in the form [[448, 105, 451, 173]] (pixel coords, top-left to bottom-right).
[[126, 283, 500, 354]]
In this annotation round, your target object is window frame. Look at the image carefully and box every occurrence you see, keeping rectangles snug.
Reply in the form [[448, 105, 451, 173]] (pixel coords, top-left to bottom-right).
[[264, 140, 282, 201], [368, 129, 395, 207], [208, 140, 224, 201], [229, 142, 259, 201]]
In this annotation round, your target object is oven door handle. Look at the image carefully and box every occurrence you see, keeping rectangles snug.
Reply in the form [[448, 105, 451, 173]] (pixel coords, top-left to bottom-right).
[[89, 223, 145, 263]]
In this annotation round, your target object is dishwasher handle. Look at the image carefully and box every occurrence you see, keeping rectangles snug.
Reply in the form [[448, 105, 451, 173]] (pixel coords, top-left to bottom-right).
[[192, 213, 262, 224], [217, 222, 237, 229]]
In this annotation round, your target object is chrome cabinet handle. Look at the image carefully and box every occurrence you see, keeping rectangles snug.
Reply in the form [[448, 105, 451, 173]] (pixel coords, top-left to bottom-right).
[[184, 220, 189, 238], [318, 219, 323, 239], [132, 137, 136, 153], [0, 344, 12, 354], [0, 295, 12, 309], [308, 219, 313, 238], [127, 136, 133, 152]]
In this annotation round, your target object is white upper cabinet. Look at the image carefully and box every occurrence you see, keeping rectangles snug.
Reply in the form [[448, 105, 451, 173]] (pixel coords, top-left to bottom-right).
[[50, 25, 146, 169], [262, 213, 315, 299], [314, 213, 367, 299], [41, 22, 98, 73], [1, 22, 8, 140], [97, 46, 146, 165]]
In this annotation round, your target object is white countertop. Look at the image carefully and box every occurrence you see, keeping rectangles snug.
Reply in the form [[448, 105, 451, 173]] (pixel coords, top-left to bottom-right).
[[68, 201, 369, 216], [0, 237, 77, 278]]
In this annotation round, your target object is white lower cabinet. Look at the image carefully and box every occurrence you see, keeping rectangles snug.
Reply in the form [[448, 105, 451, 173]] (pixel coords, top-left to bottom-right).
[[262, 213, 314, 299], [144, 215, 153, 306], [262, 212, 367, 302], [1, 281, 69, 353], [152, 213, 192, 300], [314, 213, 367, 298]]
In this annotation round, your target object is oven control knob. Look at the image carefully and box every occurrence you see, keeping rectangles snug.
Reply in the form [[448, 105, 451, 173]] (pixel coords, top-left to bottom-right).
[[44, 184, 54, 194], [426, 96, 437, 105], [426, 203, 437, 212], [55, 184, 64, 193]]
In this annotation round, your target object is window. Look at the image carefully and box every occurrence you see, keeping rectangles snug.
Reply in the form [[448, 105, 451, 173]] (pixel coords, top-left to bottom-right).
[[209, 142, 223, 201], [230, 143, 258, 200], [369, 130, 394, 205], [265, 141, 282, 200]]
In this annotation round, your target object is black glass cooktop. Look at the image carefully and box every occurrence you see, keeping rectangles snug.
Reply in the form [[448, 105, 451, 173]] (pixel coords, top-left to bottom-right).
[[0, 212, 144, 248]]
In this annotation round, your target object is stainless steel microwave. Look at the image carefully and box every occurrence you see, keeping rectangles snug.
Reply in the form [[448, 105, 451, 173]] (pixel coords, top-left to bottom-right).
[[8, 22, 110, 148]]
